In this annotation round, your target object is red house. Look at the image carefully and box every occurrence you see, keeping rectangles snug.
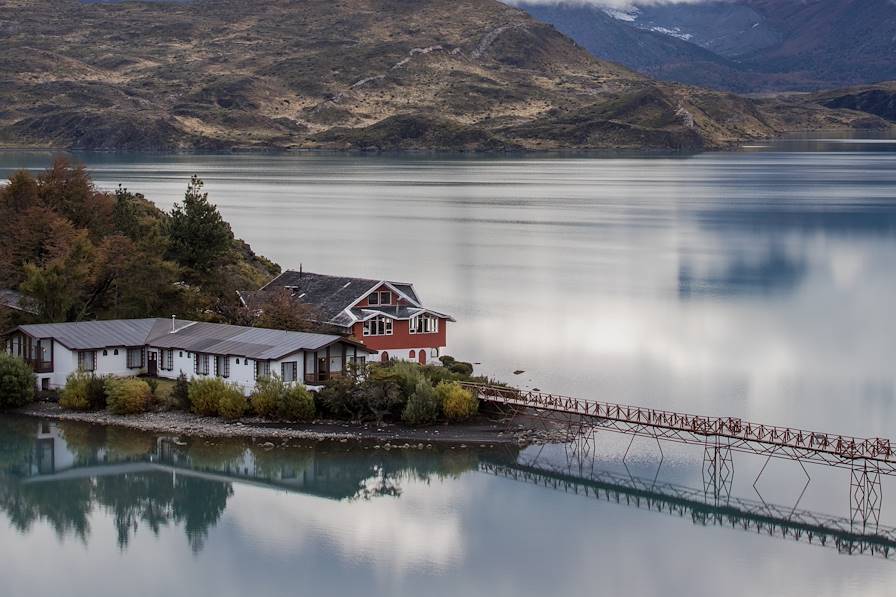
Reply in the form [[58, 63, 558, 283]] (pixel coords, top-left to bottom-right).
[[247, 270, 454, 365]]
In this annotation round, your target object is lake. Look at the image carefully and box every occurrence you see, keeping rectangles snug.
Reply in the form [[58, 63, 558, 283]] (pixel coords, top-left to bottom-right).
[[2, 139, 896, 595]]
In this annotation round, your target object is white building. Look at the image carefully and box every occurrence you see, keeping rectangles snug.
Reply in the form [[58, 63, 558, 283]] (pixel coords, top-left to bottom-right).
[[3, 318, 374, 395]]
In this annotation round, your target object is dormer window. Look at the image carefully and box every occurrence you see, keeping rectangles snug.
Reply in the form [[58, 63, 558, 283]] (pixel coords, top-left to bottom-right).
[[367, 291, 391, 306], [363, 315, 393, 336], [410, 313, 438, 334]]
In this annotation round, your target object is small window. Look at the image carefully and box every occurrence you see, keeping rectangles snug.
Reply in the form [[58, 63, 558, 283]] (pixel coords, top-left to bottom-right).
[[281, 362, 298, 383], [409, 350, 416, 359], [179, 351, 183, 358], [41, 378, 50, 391], [235, 358, 240, 365], [78, 351, 96, 372], [410, 314, 438, 334], [102, 349, 108, 356], [113, 349, 119, 356], [430, 348, 439, 358], [256, 360, 271, 379]]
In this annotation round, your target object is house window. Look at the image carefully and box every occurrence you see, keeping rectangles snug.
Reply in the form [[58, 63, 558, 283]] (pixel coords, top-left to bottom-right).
[[409, 314, 438, 334], [166, 350, 174, 371], [127, 348, 144, 369], [102, 349, 108, 356], [114, 349, 119, 356], [367, 291, 391, 306], [235, 358, 240, 365], [281, 362, 297, 383], [215, 356, 230, 378], [77, 351, 96, 372], [256, 360, 271, 379], [350, 356, 367, 367], [363, 315, 393, 336], [195, 353, 210, 375], [179, 351, 183, 358], [409, 350, 416, 359]]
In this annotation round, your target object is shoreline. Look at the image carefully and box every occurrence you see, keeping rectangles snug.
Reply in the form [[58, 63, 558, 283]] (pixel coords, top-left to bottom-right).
[[11, 402, 555, 447]]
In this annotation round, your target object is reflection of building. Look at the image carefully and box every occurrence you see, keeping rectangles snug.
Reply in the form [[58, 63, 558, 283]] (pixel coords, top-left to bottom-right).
[[3, 318, 373, 393]]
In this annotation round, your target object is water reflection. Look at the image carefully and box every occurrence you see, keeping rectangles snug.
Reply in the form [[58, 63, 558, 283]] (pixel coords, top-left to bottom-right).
[[0, 418, 504, 554]]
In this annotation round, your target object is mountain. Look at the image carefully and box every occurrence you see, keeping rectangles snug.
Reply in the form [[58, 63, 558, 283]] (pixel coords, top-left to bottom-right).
[[515, 0, 896, 92], [811, 82, 896, 123], [0, 0, 885, 151]]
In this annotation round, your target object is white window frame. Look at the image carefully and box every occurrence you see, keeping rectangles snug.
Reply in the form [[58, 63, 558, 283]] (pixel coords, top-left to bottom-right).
[[363, 315, 393, 336], [126, 347, 144, 369], [409, 314, 438, 334]]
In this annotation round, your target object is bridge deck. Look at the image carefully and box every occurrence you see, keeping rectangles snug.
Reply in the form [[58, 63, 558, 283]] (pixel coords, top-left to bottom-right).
[[461, 383, 895, 470]]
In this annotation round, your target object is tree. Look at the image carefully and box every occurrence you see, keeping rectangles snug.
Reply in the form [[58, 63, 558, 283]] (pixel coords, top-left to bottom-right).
[[0, 353, 36, 410], [167, 175, 233, 273], [112, 185, 141, 239], [20, 231, 96, 322]]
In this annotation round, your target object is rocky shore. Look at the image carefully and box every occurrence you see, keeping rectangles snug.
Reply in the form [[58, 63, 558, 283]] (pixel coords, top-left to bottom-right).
[[12, 401, 561, 447]]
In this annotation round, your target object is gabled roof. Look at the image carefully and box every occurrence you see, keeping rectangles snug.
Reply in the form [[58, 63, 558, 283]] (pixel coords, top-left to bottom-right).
[[259, 270, 451, 326], [261, 270, 383, 322], [350, 306, 456, 322], [11, 318, 372, 360]]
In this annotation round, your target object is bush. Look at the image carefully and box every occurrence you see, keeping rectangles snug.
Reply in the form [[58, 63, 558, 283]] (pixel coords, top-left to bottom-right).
[[250, 376, 286, 419], [105, 378, 154, 415], [188, 377, 230, 416], [439, 355, 474, 377], [317, 376, 368, 421], [402, 379, 441, 425], [0, 353, 35, 410], [375, 360, 426, 398], [437, 381, 478, 422], [218, 388, 248, 421], [145, 377, 159, 395], [59, 371, 92, 410], [280, 384, 315, 421], [60, 371, 108, 411], [171, 373, 190, 410], [250, 376, 315, 421]]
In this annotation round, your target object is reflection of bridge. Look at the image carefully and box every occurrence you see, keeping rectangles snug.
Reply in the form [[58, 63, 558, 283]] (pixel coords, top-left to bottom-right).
[[463, 383, 892, 528], [480, 459, 896, 560]]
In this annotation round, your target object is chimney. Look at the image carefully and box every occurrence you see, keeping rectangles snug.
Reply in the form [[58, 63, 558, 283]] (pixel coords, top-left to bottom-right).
[[171, 315, 176, 333], [299, 263, 303, 278]]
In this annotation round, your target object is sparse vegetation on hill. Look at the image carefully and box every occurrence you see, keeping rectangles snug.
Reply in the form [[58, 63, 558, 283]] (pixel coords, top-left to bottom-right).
[[0, 0, 883, 152]]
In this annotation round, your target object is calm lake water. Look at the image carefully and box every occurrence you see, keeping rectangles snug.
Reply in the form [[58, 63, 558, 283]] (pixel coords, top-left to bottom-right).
[[2, 139, 896, 595]]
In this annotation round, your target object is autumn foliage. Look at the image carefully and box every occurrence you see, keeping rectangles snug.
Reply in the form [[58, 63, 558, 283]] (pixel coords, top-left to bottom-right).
[[0, 157, 279, 324]]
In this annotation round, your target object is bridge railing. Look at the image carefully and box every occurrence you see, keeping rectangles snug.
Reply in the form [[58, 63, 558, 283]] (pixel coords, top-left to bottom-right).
[[460, 382, 894, 463]]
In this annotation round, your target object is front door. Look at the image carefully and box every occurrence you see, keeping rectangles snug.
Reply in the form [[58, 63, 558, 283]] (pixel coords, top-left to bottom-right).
[[147, 351, 158, 376], [318, 357, 328, 381], [418, 350, 426, 365]]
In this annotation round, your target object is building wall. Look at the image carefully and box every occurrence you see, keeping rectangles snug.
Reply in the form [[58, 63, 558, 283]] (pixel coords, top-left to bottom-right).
[[352, 318, 448, 352]]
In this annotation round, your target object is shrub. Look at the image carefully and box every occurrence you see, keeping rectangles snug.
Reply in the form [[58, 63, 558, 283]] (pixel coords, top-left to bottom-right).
[[375, 360, 426, 398], [105, 377, 154, 415], [188, 377, 230, 416], [0, 353, 35, 410], [251, 376, 315, 421], [171, 373, 190, 410], [317, 376, 368, 421], [439, 356, 474, 377], [402, 379, 441, 425], [279, 384, 315, 421], [250, 375, 286, 419], [145, 377, 159, 396], [360, 379, 404, 424], [437, 381, 478, 422], [218, 388, 248, 422], [59, 371, 92, 411]]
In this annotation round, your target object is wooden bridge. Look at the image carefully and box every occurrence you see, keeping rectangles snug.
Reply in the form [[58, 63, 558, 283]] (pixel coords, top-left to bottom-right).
[[460, 382, 892, 527]]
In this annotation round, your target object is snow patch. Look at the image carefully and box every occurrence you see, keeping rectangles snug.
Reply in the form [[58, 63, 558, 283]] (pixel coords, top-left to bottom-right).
[[602, 7, 640, 22]]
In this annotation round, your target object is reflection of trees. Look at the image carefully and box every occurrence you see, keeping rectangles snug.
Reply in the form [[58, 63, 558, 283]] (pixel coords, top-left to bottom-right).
[[0, 418, 518, 553]]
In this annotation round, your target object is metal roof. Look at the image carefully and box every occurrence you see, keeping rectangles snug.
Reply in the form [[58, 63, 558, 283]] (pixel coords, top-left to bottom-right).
[[0, 289, 37, 314], [12, 318, 372, 360]]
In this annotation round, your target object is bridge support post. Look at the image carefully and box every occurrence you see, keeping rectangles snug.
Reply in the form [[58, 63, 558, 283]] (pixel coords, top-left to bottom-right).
[[703, 439, 734, 505], [850, 461, 882, 530]]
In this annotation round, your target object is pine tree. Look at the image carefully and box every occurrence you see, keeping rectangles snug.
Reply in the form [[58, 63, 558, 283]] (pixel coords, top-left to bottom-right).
[[167, 175, 232, 273]]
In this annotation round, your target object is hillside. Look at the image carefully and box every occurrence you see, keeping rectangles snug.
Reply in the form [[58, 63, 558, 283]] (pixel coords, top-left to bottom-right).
[[517, 0, 896, 93], [0, 0, 884, 152]]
